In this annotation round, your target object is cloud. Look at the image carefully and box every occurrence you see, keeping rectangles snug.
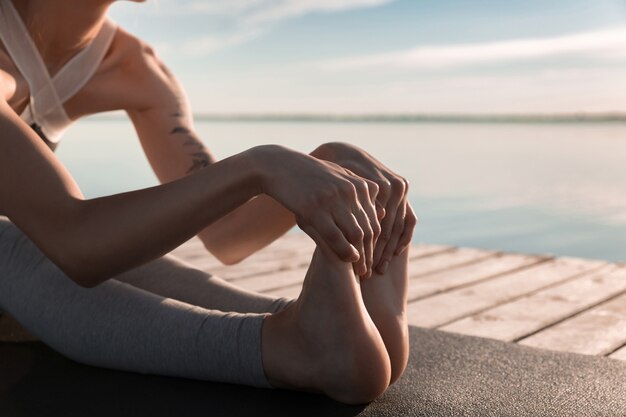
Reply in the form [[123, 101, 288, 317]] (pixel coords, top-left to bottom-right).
[[242, 0, 395, 24], [181, 0, 265, 15], [155, 0, 394, 21], [182, 29, 264, 56], [149, 0, 395, 56], [319, 26, 626, 70]]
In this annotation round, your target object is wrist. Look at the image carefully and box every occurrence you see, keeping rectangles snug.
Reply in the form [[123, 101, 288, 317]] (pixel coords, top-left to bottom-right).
[[245, 144, 286, 195]]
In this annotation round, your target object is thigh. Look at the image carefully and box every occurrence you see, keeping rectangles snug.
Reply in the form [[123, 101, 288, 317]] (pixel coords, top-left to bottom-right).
[[114, 253, 293, 314]]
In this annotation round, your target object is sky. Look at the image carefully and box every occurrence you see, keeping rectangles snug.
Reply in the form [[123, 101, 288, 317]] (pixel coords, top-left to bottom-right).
[[109, 0, 626, 115]]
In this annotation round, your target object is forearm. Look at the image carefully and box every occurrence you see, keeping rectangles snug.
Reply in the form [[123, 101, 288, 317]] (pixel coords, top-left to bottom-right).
[[197, 194, 296, 265], [8, 146, 260, 287]]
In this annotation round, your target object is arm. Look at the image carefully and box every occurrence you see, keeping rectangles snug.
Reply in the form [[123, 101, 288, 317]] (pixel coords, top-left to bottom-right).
[[0, 98, 261, 287], [125, 45, 296, 265]]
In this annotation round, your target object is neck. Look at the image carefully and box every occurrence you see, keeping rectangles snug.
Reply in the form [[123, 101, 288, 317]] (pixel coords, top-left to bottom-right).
[[13, 0, 114, 72]]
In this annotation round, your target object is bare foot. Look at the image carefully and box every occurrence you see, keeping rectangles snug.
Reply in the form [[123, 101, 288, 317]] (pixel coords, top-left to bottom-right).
[[262, 247, 391, 404], [359, 248, 410, 384]]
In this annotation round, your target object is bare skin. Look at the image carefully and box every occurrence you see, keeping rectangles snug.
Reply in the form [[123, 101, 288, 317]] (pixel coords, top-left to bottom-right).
[[0, 0, 415, 403], [262, 245, 393, 404]]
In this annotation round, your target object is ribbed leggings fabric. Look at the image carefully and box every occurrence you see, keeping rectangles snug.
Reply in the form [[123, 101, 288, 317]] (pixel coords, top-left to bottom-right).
[[0, 217, 294, 387]]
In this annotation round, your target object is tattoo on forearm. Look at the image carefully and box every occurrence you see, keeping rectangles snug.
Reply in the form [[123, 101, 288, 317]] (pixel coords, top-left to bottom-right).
[[168, 124, 211, 173], [187, 157, 211, 173], [170, 126, 191, 135]]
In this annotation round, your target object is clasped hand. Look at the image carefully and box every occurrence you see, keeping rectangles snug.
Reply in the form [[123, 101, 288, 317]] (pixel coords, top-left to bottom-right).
[[311, 142, 417, 276], [255, 143, 416, 279]]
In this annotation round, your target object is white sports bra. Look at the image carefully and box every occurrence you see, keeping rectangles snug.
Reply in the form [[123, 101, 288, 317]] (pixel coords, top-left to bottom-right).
[[0, 0, 117, 150]]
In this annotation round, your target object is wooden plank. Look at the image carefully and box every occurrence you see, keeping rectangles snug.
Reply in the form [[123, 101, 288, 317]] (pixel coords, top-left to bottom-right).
[[406, 257, 605, 328], [407, 253, 546, 302], [264, 284, 302, 300], [439, 264, 623, 342], [213, 243, 451, 281], [170, 237, 207, 259], [408, 247, 495, 278], [405, 243, 453, 258], [261, 246, 487, 300], [609, 345, 626, 361], [209, 251, 313, 280], [235, 267, 308, 293], [518, 291, 626, 356], [176, 234, 316, 273], [175, 235, 451, 278]]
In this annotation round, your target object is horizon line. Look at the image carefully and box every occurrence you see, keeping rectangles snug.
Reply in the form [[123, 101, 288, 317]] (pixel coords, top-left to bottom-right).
[[87, 111, 626, 123]]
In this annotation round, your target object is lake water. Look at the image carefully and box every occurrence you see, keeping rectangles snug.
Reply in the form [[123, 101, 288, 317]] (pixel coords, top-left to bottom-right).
[[56, 119, 626, 262]]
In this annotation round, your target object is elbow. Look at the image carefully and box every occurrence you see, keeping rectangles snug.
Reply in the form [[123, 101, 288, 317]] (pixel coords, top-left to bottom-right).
[[200, 237, 246, 266], [216, 253, 245, 266]]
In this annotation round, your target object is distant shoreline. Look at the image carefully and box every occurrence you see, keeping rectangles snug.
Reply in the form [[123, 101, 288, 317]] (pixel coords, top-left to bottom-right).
[[86, 112, 626, 124]]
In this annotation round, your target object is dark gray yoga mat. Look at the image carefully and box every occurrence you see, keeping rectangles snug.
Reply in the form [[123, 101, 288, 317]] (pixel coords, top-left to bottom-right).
[[1, 326, 625, 416]]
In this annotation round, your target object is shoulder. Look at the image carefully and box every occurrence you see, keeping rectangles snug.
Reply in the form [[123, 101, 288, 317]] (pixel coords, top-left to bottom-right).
[[104, 26, 180, 111], [111, 27, 176, 89]]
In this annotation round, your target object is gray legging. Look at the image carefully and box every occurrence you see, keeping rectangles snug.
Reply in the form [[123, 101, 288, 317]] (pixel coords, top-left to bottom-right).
[[0, 216, 294, 387]]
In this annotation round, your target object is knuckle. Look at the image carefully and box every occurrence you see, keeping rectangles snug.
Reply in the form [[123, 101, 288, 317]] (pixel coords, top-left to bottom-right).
[[355, 179, 368, 195], [402, 177, 410, 192], [350, 227, 365, 241], [390, 177, 406, 194], [368, 181, 380, 195], [379, 181, 392, 197], [341, 182, 358, 199]]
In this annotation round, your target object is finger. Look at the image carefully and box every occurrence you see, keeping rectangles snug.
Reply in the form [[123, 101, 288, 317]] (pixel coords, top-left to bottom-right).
[[395, 203, 418, 256], [375, 202, 407, 274], [376, 203, 386, 220], [374, 201, 400, 268], [353, 204, 372, 277], [376, 177, 393, 208], [373, 175, 406, 268], [301, 216, 359, 262], [360, 179, 381, 277], [333, 208, 366, 272], [351, 178, 379, 277]]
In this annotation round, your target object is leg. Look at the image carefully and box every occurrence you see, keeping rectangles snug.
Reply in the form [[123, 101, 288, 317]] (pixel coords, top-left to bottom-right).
[[359, 248, 410, 384], [0, 219, 270, 387], [114, 254, 292, 314], [262, 246, 392, 404]]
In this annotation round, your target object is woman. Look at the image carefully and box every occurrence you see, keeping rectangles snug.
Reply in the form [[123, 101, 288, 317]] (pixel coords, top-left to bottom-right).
[[0, 0, 416, 404]]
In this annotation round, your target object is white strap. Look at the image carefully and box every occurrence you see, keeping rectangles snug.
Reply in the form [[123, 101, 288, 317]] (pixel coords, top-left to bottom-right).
[[0, 0, 69, 137], [53, 19, 117, 104], [0, 1, 117, 143]]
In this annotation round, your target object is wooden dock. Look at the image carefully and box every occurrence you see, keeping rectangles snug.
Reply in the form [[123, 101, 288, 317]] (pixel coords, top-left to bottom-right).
[[2, 234, 625, 362]]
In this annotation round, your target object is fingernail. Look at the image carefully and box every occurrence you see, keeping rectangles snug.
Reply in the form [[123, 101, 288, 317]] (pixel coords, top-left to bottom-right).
[[380, 260, 389, 274]]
